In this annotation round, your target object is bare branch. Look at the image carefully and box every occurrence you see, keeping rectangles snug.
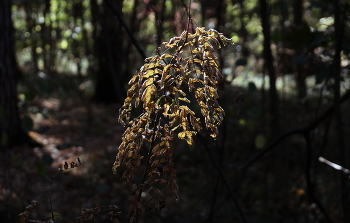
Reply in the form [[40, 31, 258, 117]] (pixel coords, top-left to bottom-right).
[[241, 90, 350, 173], [319, 157, 350, 175], [105, 0, 146, 59]]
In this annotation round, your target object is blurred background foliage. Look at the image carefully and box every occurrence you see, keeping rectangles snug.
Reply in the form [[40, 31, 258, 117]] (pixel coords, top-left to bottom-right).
[[1, 0, 350, 222]]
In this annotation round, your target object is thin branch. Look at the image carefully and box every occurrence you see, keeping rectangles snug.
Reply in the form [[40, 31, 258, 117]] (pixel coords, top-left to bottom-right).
[[208, 83, 229, 221], [105, 0, 146, 59], [319, 157, 350, 175], [135, 112, 161, 222], [197, 134, 248, 223], [315, 117, 332, 170], [260, 0, 280, 137], [304, 133, 334, 223], [241, 90, 350, 173]]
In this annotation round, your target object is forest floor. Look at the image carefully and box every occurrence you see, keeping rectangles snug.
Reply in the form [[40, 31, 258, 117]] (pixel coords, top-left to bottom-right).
[[1, 73, 348, 223]]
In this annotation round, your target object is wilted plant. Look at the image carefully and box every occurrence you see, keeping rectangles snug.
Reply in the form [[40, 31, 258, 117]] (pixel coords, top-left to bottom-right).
[[113, 27, 233, 222], [19, 27, 233, 223]]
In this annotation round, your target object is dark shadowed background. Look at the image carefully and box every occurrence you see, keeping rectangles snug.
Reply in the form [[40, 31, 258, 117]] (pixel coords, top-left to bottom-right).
[[1, 0, 350, 222]]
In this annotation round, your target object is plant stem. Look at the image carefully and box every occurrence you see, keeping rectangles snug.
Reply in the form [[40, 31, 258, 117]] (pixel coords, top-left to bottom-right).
[[135, 112, 160, 222]]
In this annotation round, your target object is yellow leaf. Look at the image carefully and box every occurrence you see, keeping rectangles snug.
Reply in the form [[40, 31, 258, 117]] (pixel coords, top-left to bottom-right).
[[127, 84, 137, 97], [207, 29, 219, 36], [135, 97, 140, 107], [164, 42, 176, 48], [179, 30, 188, 39], [179, 105, 195, 115], [191, 49, 200, 54], [219, 34, 233, 45], [173, 87, 186, 96], [178, 131, 197, 145], [160, 64, 172, 85], [141, 84, 157, 107], [209, 59, 220, 68], [128, 75, 139, 85], [178, 97, 190, 103], [144, 56, 157, 62], [142, 70, 158, 79], [141, 77, 155, 89], [209, 36, 222, 49], [195, 27, 206, 35], [190, 115, 201, 131], [189, 58, 202, 64], [145, 62, 164, 70], [204, 42, 215, 52], [160, 53, 173, 60], [163, 64, 172, 74]]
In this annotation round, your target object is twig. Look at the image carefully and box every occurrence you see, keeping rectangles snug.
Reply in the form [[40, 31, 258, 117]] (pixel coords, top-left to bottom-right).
[[105, 0, 146, 59], [315, 117, 332, 170], [241, 90, 350, 173], [319, 157, 350, 175], [197, 134, 248, 223], [49, 176, 55, 221], [304, 133, 334, 223], [135, 112, 161, 222], [207, 123, 226, 222], [208, 82, 229, 221]]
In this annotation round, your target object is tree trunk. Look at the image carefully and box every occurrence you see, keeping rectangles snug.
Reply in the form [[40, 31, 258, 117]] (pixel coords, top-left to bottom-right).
[[293, 0, 307, 99], [92, 0, 125, 104], [24, 0, 39, 73], [41, 0, 52, 74], [260, 0, 283, 207], [155, 0, 166, 47], [0, 0, 22, 149], [333, 1, 349, 222], [260, 0, 280, 137]]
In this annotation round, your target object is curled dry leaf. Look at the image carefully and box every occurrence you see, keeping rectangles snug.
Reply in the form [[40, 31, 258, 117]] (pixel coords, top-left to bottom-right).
[[64, 162, 69, 170]]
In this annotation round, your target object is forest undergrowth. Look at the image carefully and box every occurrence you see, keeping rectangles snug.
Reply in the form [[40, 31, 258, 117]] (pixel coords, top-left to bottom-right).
[[1, 71, 348, 223], [1, 28, 349, 223]]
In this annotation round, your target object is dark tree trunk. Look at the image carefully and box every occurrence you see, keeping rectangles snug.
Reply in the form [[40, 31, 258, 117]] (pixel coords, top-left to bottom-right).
[[293, 0, 307, 99], [124, 0, 140, 79], [41, 0, 53, 74], [0, 0, 22, 149], [333, 1, 349, 222], [92, 0, 125, 104], [260, 0, 284, 206], [24, 0, 39, 73], [238, 0, 248, 43], [155, 0, 166, 47], [260, 0, 280, 137], [73, 0, 83, 77]]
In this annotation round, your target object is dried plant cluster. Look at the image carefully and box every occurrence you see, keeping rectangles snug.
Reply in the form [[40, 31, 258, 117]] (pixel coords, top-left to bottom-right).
[[113, 27, 233, 218], [18, 28, 233, 223]]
